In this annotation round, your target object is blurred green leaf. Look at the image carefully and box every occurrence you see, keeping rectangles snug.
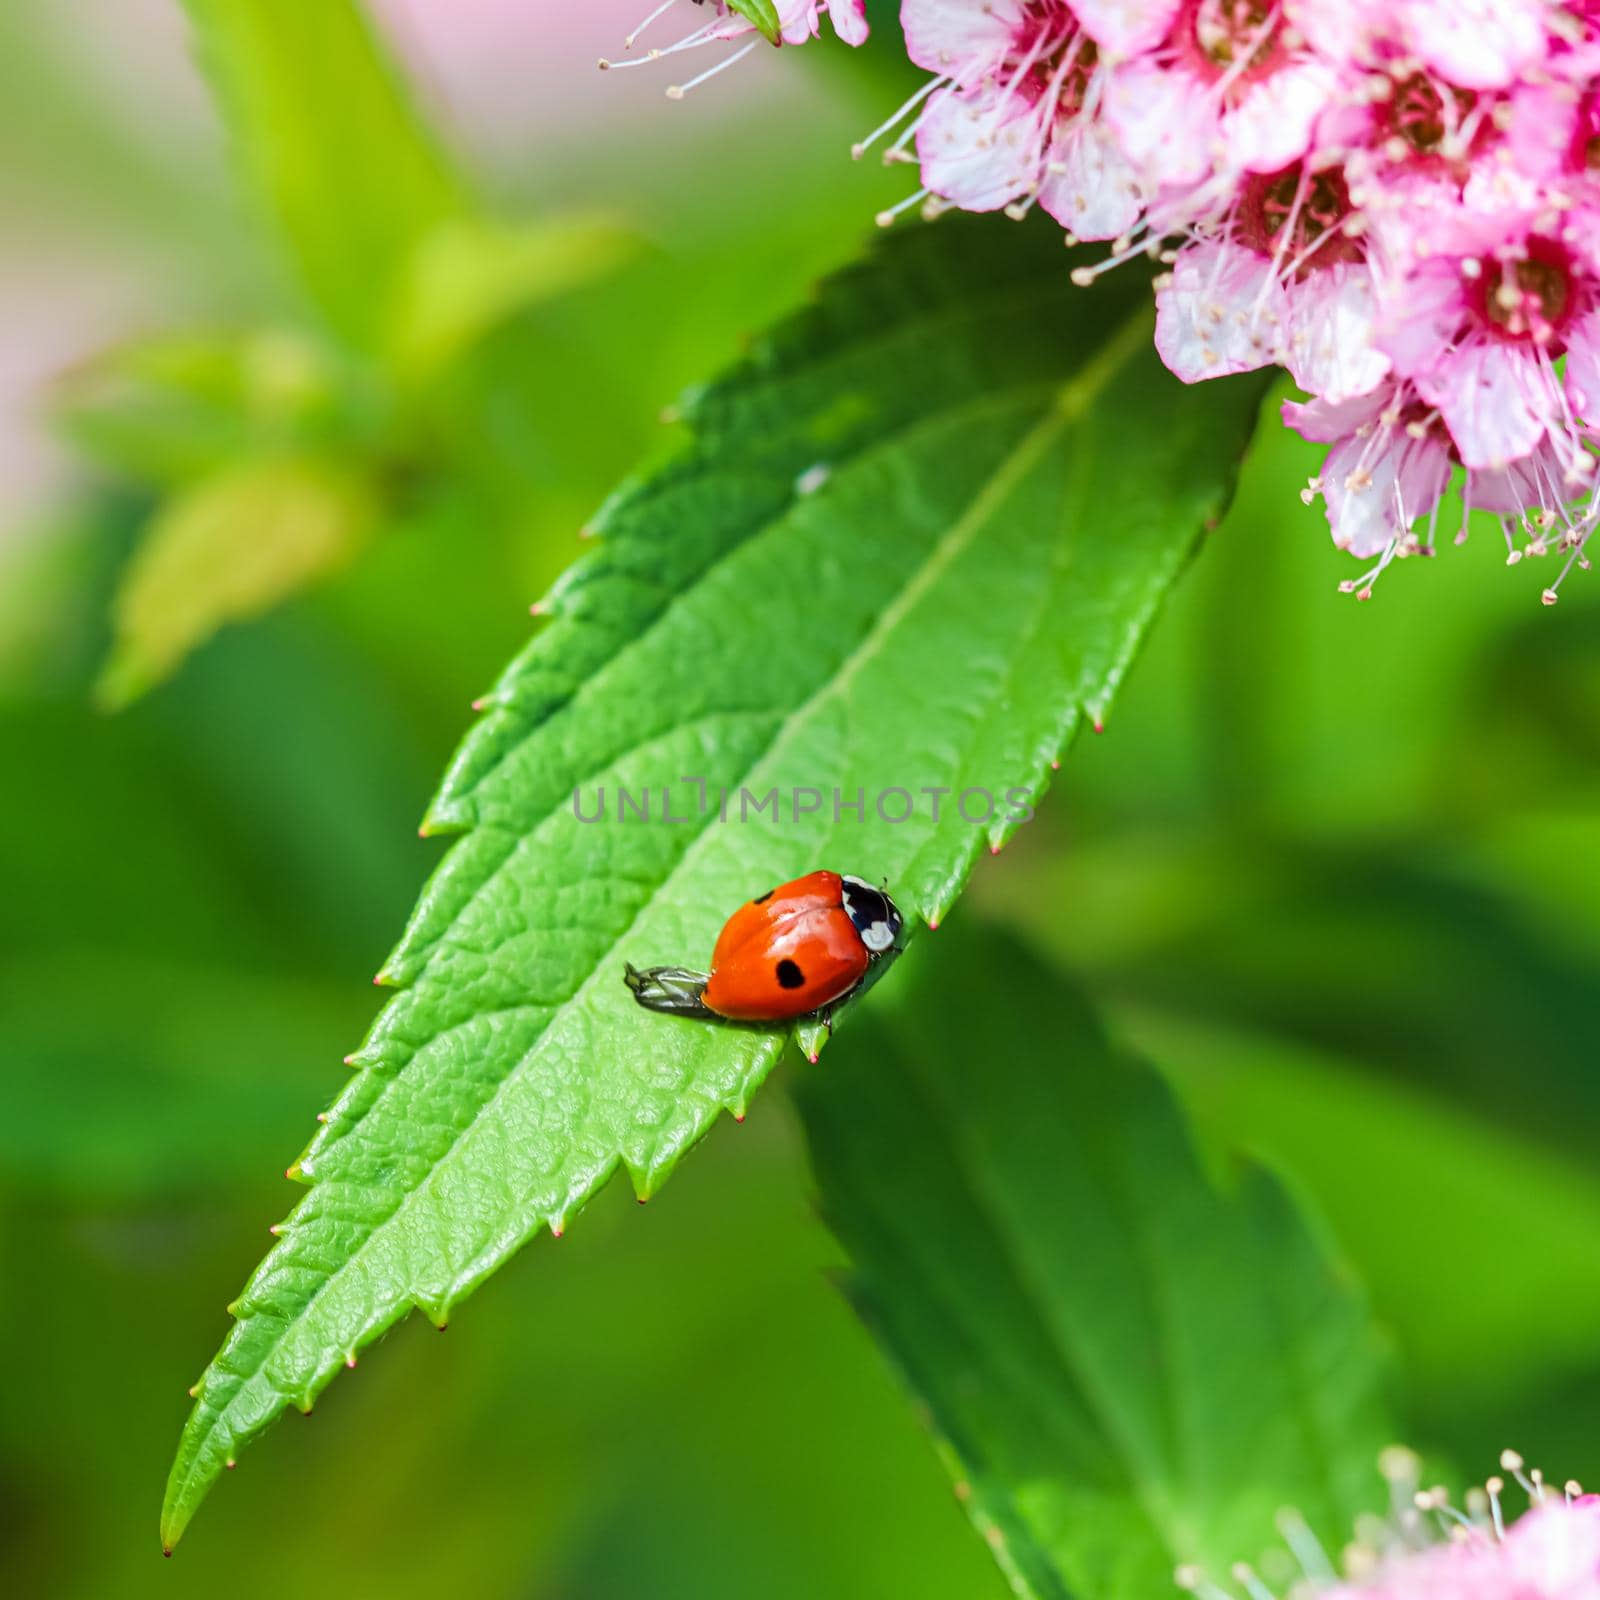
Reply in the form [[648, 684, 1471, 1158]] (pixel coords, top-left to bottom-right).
[[98, 457, 377, 708], [727, 1, 784, 44], [386, 216, 639, 388], [1129, 1007, 1600, 1409], [0, 951, 354, 1200], [57, 330, 343, 486], [982, 830, 1600, 1164], [160, 216, 1265, 1547], [180, 0, 464, 347], [800, 930, 1393, 1600]]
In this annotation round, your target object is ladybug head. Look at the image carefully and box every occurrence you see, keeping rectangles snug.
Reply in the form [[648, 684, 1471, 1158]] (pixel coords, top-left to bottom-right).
[[841, 875, 902, 955]]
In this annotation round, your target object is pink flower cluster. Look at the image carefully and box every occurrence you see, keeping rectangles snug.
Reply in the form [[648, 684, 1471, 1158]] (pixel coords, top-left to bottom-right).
[[1322, 1496, 1600, 1600], [1178, 1451, 1600, 1600], [611, 0, 1600, 601]]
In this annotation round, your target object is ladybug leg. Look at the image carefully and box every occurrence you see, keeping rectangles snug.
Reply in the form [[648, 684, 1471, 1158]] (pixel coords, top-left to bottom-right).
[[624, 963, 713, 1018]]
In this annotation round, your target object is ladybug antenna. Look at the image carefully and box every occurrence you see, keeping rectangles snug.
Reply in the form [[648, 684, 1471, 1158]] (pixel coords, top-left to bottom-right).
[[624, 963, 714, 1018]]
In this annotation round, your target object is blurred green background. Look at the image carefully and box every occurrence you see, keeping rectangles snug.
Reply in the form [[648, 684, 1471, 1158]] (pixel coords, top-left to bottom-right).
[[2, 1, 1597, 1595]]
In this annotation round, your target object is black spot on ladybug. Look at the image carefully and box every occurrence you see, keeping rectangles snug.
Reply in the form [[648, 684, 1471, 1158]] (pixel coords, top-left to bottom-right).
[[753, 888, 775, 904], [775, 959, 804, 989]]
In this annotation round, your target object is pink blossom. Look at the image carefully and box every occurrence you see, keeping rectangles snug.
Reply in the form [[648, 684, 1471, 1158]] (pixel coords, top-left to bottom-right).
[[1319, 1495, 1600, 1600], [1283, 382, 1452, 561], [707, 0, 868, 46], [1376, 219, 1600, 473], [1178, 1454, 1600, 1600], [896, 0, 1145, 238], [621, 0, 1600, 603], [1156, 162, 1387, 398], [1104, 1, 1344, 187]]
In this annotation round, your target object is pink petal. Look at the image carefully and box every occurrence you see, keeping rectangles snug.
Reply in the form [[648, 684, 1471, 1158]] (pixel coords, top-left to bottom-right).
[[1285, 264, 1391, 403], [1375, 256, 1466, 379], [1498, 1498, 1600, 1593], [1281, 386, 1393, 443], [915, 81, 1041, 211], [1398, 0, 1550, 90], [1104, 58, 1216, 188], [1220, 58, 1339, 173], [900, 0, 1025, 75], [1038, 118, 1145, 241], [826, 0, 868, 45], [1320, 425, 1452, 556], [1469, 438, 1568, 514], [1154, 239, 1287, 383], [1070, 0, 1183, 59], [1564, 307, 1600, 419], [1284, 0, 1383, 61], [776, 2, 821, 45], [1422, 339, 1556, 470], [1499, 81, 1582, 182]]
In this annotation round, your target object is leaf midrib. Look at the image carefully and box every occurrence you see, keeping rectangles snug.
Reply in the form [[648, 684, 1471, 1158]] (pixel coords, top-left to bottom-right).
[[407, 372, 1064, 959], [417, 302, 1155, 987], [440, 272, 1095, 827], [168, 300, 1154, 1531], [432, 267, 1120, 825]]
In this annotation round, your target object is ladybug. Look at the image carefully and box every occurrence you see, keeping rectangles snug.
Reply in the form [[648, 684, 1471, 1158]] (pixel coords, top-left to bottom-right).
[[624, 870, 903, 1025]]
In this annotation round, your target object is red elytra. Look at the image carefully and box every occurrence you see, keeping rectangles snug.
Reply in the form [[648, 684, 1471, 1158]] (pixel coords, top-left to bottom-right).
[[624, 869, 903, 1024]]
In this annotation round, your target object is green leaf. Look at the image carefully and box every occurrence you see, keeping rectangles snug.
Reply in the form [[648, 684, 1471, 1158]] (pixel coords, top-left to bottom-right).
[[180, 0, 464, 347], [161, 217, 1266, 1548], [385, 216, 639, 387], [726, 0, 784, 44], [798, 930, 1393, 1599], [98, 457, 377, 709]]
